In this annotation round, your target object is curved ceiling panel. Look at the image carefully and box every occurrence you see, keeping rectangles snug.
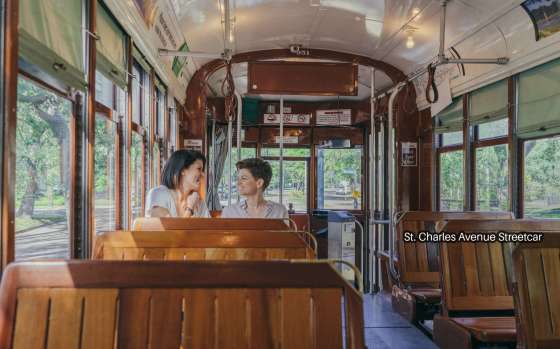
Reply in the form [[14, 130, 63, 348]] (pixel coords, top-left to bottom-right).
[[165, 0, 547, 102]]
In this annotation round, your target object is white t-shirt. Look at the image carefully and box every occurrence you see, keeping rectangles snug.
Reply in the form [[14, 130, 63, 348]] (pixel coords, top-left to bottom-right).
[[145, 185, 210, 218]]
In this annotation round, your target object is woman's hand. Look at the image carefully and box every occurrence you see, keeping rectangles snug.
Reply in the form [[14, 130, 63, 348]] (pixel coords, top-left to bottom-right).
[[180, 191, 199, 217]]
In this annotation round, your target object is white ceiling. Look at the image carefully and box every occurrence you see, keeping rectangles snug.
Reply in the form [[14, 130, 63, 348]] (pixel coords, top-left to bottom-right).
[[158, 0, 549, 103]]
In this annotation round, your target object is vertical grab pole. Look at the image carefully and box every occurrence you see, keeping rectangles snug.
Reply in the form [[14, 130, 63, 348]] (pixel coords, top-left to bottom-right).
[[279, 96, 284, 205], [387, 82, 406, 281], [235, 91, 242, 202], [227, 117, 233, 206], [370, 68, 377, 292], [211, 118, 216, 206]]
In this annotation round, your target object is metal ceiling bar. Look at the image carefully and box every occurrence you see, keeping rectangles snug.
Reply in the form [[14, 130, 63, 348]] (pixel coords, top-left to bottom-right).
[[158, 49, 223, 59]]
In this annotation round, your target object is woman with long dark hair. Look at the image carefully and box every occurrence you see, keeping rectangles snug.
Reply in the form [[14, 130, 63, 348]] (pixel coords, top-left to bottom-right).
[[145, 149, 210, 217]]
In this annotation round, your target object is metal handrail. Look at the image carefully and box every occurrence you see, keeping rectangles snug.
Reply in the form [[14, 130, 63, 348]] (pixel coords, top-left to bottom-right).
[[298, 230, 318, 255], [353, 217, 365, 291], [287, 217, 298, 231]]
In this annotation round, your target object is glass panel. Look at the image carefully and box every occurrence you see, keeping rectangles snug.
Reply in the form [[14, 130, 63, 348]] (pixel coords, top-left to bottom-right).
[[156, 89, 165, 137], [170, 104, 176, 148], [130, 132, 143, 221], [261, 147, 310, 157], [317, 148, 362, 209], [132, 64, 141, 124], [95, 70, 114, 108], [283, 160, 308, 212], [94, 114, 117, 233], [15, 77, 72, 260], [153, 142, 160, 187], [117, 87, 126, 118], [478, 118, 508, 140], [264, 160, 280, 205], [142, 73, 150, 129], [441, 131, 463, 146], [476, 144, 509, 211], [524, 136, 560, 219], [439, 150, 464, 211], [261, 159, 308, 212], [218, 147, 257, 206]]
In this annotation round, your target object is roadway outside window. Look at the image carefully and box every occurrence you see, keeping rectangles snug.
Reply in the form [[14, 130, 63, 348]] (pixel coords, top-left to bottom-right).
[[317, 147, 362, 210]]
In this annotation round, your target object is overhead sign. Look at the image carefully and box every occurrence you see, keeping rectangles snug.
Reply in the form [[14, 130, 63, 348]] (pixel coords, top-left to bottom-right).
[[274, 136, 299, 144], [263, 113, 311, 125], [184, 139, 203, 152], [316, 109, 352, 125]]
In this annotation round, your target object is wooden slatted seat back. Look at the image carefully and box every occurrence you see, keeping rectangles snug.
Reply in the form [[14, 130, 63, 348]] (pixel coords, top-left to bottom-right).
[[0, 261, 365, 349], [133, 217, 291, 231], [512, 227, 560, 349], [439, 220, 553, 316], [93, 230, 316, 260], [397, 211, 513, 287]]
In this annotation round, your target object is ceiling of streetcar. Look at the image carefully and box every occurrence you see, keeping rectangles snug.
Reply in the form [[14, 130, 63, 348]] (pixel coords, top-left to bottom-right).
[[110, 0, 545, 104]]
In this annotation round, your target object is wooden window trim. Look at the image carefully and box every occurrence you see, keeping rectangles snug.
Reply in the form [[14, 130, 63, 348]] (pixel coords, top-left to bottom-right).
[[1, 0, 18, 268], [125, 38, 133, 229], [19, 69, 76, 102], [86, 0, 97, 258]]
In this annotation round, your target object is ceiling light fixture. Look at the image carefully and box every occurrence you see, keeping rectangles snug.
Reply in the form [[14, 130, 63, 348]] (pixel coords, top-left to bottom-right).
[[405, 27, 416, 49], [412, 7, 421, 20]]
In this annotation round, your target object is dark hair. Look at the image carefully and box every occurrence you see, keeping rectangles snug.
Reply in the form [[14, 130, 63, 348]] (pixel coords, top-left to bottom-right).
[[161, 149, 206, 189], [236, 158, 273, 189]]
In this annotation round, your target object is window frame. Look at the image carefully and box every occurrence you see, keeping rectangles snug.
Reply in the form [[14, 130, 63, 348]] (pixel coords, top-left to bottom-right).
[[472, 117, 510, 212], [435, 78, 515, 213]]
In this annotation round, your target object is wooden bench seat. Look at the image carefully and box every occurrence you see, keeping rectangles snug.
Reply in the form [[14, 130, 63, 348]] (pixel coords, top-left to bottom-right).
[[133, 217, 291, 231], [392, 211, 513, 324], [0, 260, 365, 348], [434, 219, 560, 349], [93, 230, 317, 260], [512, 227, 560, 349], [408, 288, 441, 303], [449, 317, 517, 342]]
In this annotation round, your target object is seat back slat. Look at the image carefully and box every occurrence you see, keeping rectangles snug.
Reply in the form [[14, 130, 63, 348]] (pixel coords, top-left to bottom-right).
[[513, 230, 560, 349], [397, 211, 513, 287], [441, 220, 521, 314], [133, 217, 290, 231], [0, 261, 363, 349], [93, 231, 316, 261]]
